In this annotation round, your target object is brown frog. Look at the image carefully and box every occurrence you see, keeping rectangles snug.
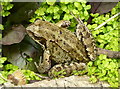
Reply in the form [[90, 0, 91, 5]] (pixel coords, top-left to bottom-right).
[[26, 18, 96, 78]]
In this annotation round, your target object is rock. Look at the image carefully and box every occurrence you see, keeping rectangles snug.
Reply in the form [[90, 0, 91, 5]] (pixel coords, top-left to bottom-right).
[[0, 75, 110, 88]]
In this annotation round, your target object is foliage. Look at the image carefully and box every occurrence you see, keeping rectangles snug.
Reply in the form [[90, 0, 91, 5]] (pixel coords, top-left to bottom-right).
[[86, 2, 120, 87], [0, 57, 41, 84], [0, 24, 4, 30], [21, 69, 41, 81], [87, 55, 118, 87], [30, 2, 91, 32], [52, 69, 67, 79], [0, 57, 7, 68], [0, 1, 119, 87], [0, 1, 13, 17]]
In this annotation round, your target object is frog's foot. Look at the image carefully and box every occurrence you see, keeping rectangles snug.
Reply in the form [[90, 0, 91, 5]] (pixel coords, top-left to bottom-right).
[[48, 62, 86, 78], [35, 50, 51, 73]]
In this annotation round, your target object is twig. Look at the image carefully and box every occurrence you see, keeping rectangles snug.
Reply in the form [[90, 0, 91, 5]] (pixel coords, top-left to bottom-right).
[[94, 12, 120, 30], [70, 12, 83, 24], [96, 48, 120, 59]]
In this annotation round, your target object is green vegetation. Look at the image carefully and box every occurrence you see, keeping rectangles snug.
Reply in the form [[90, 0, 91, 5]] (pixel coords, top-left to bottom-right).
[[87, 55, 118, 87], [0, 57, 7, 68], [0, 1, 119, 87], [51, 69, 67, 79], [0, 57, 41, 84], [86, 3, 119, 87], [0, 1, 13, 17], [30, 2, 91, 32], [0, 24, 4, 30]]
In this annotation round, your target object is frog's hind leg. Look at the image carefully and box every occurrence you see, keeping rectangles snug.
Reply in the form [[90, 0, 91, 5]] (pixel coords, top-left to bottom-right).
[[71, 12, 97, 61], [48, 62, 86, 78], [76, 21, 97, 61]]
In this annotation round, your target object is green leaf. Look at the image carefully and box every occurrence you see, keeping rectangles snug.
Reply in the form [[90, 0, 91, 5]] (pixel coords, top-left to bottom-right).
[[0, 57, 7, 63], [87, 67, 96, 75], [99, 54, 107, 60], [45, 16, 52, 21], [99, 44, 104, 48], [2, 11, 10, 17], [60, 0, 69, 4], [46, 6, 54, 13], [98, 64, 104, 69], [81, 2, 86, 7], [74, 2, 82, 10], [0, 78, 6, 84], [29, 18, 36, 23], [101, 70, 106, 76], [100, 77, 108, 81], [102, 60, 109, 68], [84, 15, 89, 21], [113, 21, 118, 28], [89, 76, 97, 83], [61, 5, 67, 11], [0, 64, 3, 68], [5, 64, 18, 71], [0, 24, 4, 30], [6, 4, 13, 10], [27, 58, 33, 62], [79, 11, 84, 19], [87, 24, 92, 29], [94, 59, 101, 66], [67, 4, 74, 10], [91, 24, 98, 29], [84, 10, 88, 16], [46, 0, 56, 5], [72, 9, 79, 14], [84, 5, 91, 10], [106, 26, 113, 31], [35, 8, 45, 16], [111, 8, 116, 15], [87, 61, 93, 67], [107, 62, 116, 69], [53, 14, 60, 19], [53, 6, 59, 13], [63, 13, 73, 20]]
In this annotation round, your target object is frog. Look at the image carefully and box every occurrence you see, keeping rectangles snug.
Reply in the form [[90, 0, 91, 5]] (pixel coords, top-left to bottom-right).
[[26, 18, 96, 78]]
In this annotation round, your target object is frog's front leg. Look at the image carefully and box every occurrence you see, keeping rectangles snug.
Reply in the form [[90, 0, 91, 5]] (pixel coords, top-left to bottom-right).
[[48, 62, 86, 78], [35, 50, 51, 73]]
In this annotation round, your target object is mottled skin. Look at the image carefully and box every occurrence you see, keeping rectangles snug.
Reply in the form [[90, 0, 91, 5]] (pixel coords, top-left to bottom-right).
[[26, 19, 96, 78], [75, 18, 97, 61]]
